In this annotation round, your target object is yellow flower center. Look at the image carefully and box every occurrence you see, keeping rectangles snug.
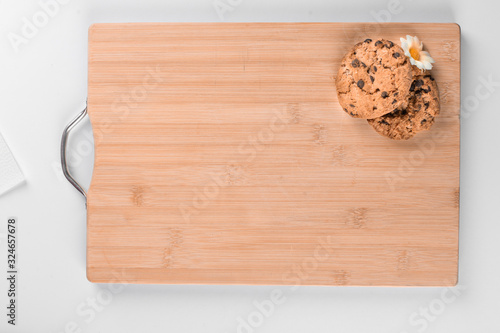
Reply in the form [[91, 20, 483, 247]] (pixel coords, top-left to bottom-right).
[[409, 47, 420, 61]]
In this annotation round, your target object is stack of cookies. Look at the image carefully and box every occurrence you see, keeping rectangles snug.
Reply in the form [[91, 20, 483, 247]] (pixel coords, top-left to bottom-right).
[[335, 38, 440, 140]]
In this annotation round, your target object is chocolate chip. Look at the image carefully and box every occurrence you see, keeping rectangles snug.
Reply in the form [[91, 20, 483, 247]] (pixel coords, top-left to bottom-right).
[[429, 77, 435, 81], [373, 66, 377, 72], [357, 80, 365, 89], [370, 75, 375, 83], [373, 106, 378, 110], [392, 99, 397, 104], [421, 119, 427, 125], [416, 79, 424, 88], [401, 109, 408, 115], [381, 91, 389, 98], [374, 40, 382, 46], [409, 81, 416, 92], [381, 119, 390, 125], [393, 52, 400, 58], [424, 102, 430, 110], [349, 112, 355, 116], [361, 62, 367, 68], [350, 104, 355, 108], [394, 92, 398, 96], [364, 39, 372, 43], [384, 41, 394, 48], [351, 59, 360, 68], [344, 108, 348, 112]]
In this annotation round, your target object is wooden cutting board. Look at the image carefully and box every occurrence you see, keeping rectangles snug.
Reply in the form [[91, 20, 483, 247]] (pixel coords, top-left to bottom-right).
[[87, 23, 460, 286]]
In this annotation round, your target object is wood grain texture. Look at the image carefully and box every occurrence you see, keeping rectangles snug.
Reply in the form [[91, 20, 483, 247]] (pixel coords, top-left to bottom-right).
[[87, 23, 460, 286]]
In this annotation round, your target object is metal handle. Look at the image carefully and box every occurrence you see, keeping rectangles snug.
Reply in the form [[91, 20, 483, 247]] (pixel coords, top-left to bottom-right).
[[61, 107, 88, 200]]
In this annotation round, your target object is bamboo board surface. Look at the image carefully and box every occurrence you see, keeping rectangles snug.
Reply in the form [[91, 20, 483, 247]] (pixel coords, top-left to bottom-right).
[[87, 23, 460, 286]]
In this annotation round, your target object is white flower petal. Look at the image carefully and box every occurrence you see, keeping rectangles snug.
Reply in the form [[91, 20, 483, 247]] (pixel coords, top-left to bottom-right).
[[420, 51, 435, 63], [414, 60, 425, 70], [409, 57, 416, 66], [423, 61, 433, 70], [404, 50, 411, 58], [401, 42, 409, 52], [421, 56, 435, 66]]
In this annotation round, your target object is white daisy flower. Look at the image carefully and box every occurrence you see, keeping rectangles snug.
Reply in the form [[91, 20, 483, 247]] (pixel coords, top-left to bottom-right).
[[400, 35, 435, 70]]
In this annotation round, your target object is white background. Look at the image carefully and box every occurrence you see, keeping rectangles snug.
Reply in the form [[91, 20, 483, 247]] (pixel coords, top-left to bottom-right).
[[0, 0, 499, 332]]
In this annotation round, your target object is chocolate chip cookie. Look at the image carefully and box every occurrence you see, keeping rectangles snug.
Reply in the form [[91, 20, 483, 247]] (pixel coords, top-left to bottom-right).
[[367, 74, 440, 140], [336, 39, 413, 119]]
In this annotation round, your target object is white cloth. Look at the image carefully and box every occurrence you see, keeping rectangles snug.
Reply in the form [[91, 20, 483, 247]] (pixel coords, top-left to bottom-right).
[[0, 132, 25, 196]]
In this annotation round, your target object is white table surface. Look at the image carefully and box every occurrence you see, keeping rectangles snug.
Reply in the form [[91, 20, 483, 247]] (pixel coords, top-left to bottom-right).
[[0, 0, 499, 331]]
